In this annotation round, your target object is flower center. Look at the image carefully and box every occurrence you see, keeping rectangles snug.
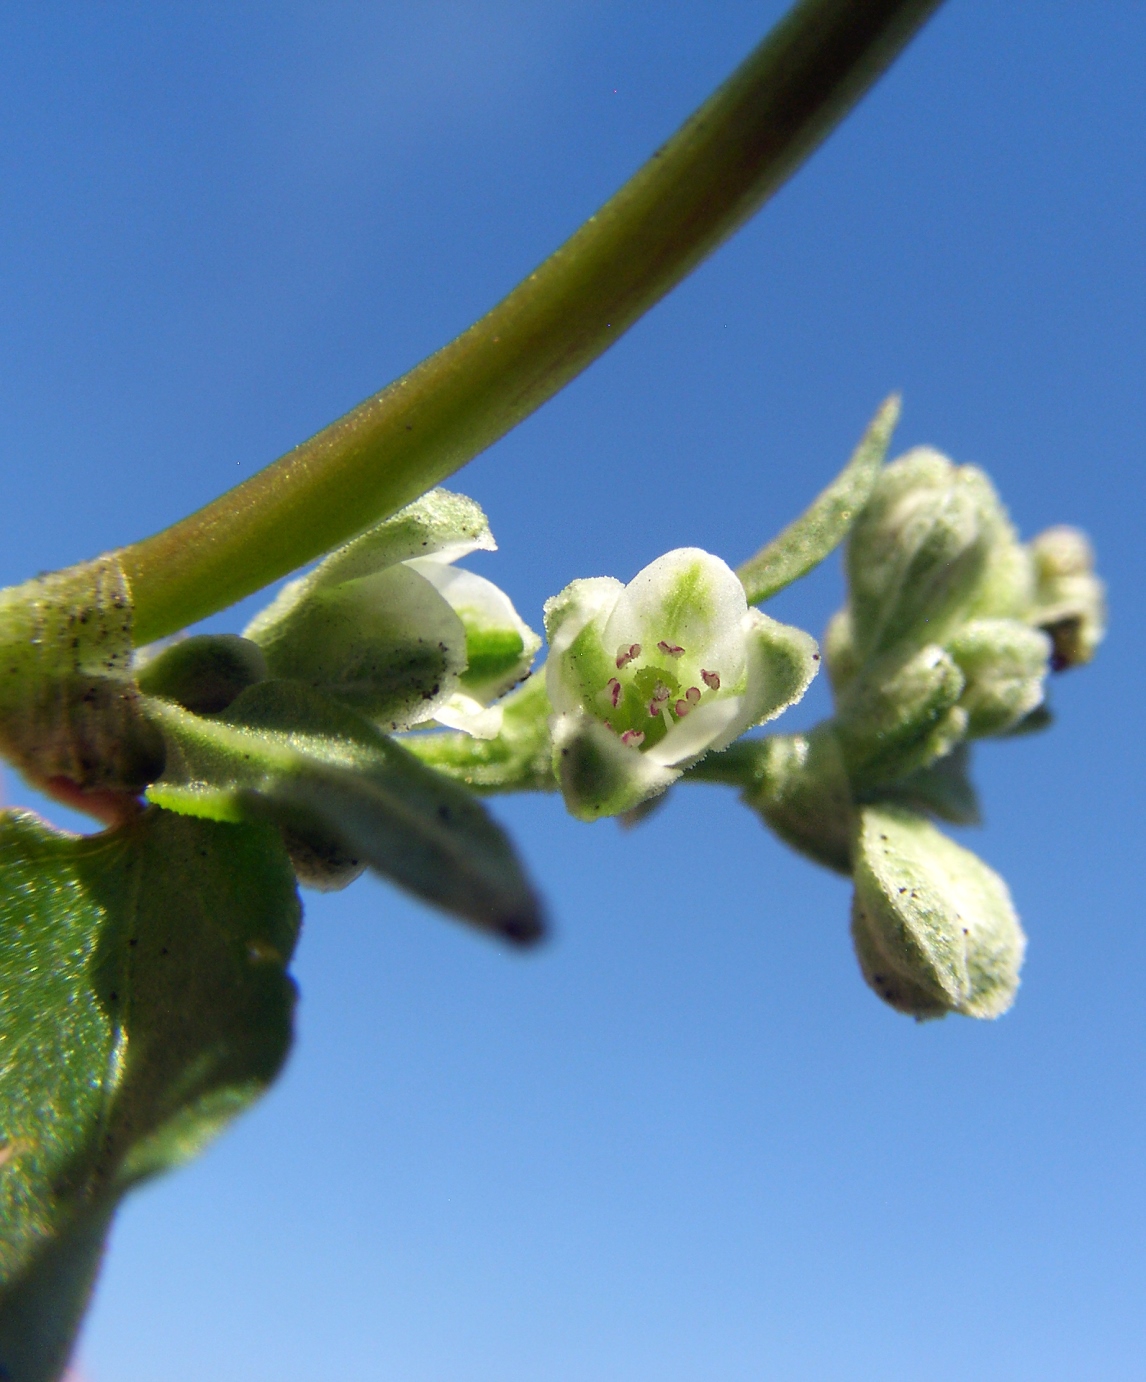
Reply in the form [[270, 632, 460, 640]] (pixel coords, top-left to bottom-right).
[[597, 640, 721, 749]]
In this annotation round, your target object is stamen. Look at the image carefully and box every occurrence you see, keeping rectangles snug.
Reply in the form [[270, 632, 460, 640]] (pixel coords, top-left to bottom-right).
[[620, 729, 645, 748], [657, 640, 685, 658], [674, 699, 691, 718], [685, 686, 701, 705], [701, 669, 720, 691], [616, 642, 642, 669], [606, 677, 622, 708]]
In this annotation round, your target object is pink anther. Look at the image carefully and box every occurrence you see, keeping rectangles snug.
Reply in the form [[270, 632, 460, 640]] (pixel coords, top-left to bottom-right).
[[701, 669, 721, 691], [616, 643, 642, 669], [657, 640, 685, 657], [620, 729, 645, 748], [674, 699, 691, 717], [606, 677, 623, 708], [685, 686, 701, 704]]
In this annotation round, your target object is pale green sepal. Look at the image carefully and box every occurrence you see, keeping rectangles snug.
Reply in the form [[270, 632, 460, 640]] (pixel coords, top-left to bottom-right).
[[134, 634, 267, 714], [246, 489, 493, 628], [947, 619, 1050, 738], [851, 805, 1025, 1020], [1028, 526, 1106, 669], [845, 450, 1009, 662], [145, 683, 543, 943], [0, 556, 164, 793], [834, 644, 967, 788], [0, 806, 299, 1379], [405, 674, 556, 795], [737, 395, 899, 605], [551, 711, 678, 822]]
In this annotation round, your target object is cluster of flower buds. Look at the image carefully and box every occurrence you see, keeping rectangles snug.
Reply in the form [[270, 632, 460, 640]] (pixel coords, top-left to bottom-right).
[[740, 445, 1104, 1021], [543, 548, 819, 819]]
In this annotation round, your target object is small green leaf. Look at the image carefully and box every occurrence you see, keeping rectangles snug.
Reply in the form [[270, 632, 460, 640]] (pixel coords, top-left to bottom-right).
[[850, 805, 1025, 1020], [737, 395, 899, 605], [145, 682, 543, 944], [0, 806, 299, 1379]]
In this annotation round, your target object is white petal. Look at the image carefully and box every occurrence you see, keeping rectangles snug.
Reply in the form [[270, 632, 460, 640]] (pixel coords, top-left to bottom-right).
[[602, 548, 748, 685], [644, 695, 745, 767], [432, 693, 505, 740]]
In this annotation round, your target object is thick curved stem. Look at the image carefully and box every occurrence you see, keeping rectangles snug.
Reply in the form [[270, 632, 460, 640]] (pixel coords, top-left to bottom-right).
[[123, 0, 945, 643]]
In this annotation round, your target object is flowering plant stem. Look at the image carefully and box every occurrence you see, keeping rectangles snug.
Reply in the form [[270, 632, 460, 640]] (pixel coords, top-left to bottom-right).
[[120, 0, 944, 645]]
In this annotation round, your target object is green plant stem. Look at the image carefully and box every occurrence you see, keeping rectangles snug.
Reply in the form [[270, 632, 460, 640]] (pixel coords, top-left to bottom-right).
[[122, 0, 945, 644]]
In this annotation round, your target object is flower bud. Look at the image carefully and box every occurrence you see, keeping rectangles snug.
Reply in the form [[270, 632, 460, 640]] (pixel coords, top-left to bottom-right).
[[544, 548, 819, 820], [946, 619, 1050, 738], [833, 644, 967, 788], [851, 805, 1025, 1019], [1028, 526, 1106, 669], [845, 449, 1016, 662]]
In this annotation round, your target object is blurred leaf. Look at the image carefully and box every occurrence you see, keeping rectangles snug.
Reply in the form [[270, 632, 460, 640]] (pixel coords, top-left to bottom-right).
[[737, 395, 899, 605], [0, 807, 299, 1380], [145, 682, 543, 944]]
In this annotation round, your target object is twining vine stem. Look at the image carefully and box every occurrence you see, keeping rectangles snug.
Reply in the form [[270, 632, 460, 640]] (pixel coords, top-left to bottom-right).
[[120, 0, 945, 645]]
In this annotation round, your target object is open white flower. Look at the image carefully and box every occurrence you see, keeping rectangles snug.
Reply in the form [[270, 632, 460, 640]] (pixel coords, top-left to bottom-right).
[[245, 489, 539, 737], [544, 547, 819, 819]]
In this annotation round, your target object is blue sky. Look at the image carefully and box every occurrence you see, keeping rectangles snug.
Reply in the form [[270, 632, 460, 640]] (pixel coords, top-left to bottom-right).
[[3, 4, 1145, 1378]]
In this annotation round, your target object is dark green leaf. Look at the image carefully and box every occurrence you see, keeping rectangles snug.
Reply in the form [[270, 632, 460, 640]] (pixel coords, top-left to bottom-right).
[[0, 806, 299, 1380], [145, 681, 544, 944]]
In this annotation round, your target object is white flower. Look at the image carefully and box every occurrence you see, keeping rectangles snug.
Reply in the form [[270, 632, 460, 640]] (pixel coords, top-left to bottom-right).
[[245, 489, 539, 736], [544, 547, 819, 819]]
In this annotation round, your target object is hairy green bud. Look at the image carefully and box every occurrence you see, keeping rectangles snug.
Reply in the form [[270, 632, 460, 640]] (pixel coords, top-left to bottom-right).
[[851, 805, 1025, 1020]]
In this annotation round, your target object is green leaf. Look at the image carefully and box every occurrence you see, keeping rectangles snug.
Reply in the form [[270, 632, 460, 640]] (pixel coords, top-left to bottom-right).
[[145, 681, 544, 944], [850, 804, 1025, 1020], [737, 395, 899, 604], [0, 806, 299, 1380]]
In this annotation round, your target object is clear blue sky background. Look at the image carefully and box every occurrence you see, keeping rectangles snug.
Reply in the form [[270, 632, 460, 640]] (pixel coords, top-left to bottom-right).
[[2, 4, 1144, 1378]]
